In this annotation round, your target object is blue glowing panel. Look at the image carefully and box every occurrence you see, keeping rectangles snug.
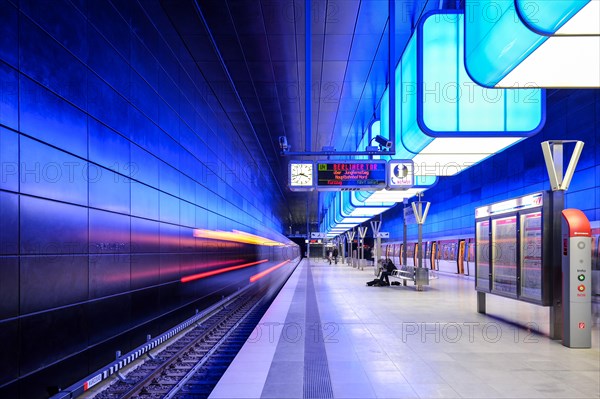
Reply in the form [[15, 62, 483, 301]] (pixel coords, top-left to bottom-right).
[[515, 0, 590, 35], [399, 37, 431, 156], [464, 0, 547, 87], [418, 11, 544, 136]]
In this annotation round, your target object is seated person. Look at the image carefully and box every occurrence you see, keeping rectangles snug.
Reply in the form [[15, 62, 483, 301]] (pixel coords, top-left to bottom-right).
[[374, 259, 396, 286]]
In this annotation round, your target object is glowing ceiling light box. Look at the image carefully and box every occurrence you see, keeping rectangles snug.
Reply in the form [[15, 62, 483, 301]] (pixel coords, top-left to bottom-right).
[[378, 11, 545, 177], [515, 0, 600, 36], [465, 0, 600, 88], [414, 11, 545, 176], [339, 191, 394, 218], [362, 175, 438, 204]]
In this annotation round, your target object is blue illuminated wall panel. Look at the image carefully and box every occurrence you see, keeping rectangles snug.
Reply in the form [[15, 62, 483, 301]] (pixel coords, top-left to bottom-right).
[[0, 0, 293, 397]]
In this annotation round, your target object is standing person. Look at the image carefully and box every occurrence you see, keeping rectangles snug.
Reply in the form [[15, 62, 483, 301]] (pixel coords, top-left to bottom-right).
[[327, 249, 332, 264], [333, 248, 339, 264]]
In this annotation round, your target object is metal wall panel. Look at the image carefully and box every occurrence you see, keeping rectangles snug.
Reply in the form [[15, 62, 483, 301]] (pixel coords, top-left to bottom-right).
[[19, 17, 87, 110], [130, 181, 159, 219], [130, 216, 160, 253], [19, 305, 86, 375], [0, 61, 18, 130], [0, 257, 18, 319], [0, 320, 19, 385], [89, 167, 131, 214], [19, 255, 88, 314], [87, 72, 130, 138], [0, 0, 18, 68], [89, 209, 131, 253], [159, 222, 180, 253], [0, 128, 18, 192], [85, 295, 132, 348], [0, 192, 18, 255], [20, 196, 88, 255], [19, 76, 88, 157], [130, 253, 160, 289], [19, 0, 88, 61], [159, 192, 180, 225], [89, 254, 131, 299], [159, 253, 180, 283], [88, 119, 131, 172], [130, 142, 159, 188], [20, 137, 88, 206]]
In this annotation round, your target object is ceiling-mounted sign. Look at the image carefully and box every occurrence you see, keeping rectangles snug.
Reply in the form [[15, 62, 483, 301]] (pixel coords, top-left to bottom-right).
[[387, 160, 414, 189], [316, 160, 386, 191], [311, 232, 327, 239]]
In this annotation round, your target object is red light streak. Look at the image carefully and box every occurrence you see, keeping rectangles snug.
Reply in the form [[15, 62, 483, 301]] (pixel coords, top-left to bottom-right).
[[249, 259, 291, 283], [180, 259, 269, 283]]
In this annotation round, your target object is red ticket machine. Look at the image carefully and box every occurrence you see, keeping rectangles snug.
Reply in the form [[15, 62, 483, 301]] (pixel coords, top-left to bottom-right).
[[562, 209, 592, 348]]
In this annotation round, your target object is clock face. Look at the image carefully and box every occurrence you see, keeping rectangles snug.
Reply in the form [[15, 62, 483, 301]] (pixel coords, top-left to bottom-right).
[[290, 162, 313, 188]]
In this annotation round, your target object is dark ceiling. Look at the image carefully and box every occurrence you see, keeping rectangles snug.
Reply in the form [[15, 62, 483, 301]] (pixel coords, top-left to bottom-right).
[[161, 0, 457, 234]]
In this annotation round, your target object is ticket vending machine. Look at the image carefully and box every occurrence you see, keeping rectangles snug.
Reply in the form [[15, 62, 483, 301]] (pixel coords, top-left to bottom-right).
[[562, 209, 592, 348]]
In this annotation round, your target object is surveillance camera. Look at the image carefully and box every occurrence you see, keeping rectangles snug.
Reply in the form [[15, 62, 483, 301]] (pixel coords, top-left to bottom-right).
[[374, 135, 392, 149], [279, 136, 288, 151]]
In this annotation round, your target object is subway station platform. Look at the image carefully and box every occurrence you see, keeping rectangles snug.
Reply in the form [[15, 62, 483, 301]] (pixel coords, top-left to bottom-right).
[[210, 259, 600, 399]]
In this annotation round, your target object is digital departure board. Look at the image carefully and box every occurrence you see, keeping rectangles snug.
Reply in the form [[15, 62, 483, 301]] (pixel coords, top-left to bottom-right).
[[316, 161, 386, 191]]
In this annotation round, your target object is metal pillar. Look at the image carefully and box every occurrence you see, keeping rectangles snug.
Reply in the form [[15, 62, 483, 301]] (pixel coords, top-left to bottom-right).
[[358, 226, 368, 270], [541, 140, 584, 340], [411, 195, 431, 291], [346, 230, 355, 267], [371, 220, 382, 275]]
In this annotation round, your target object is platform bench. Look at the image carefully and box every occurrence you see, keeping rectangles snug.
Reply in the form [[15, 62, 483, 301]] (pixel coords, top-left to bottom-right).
[[390, 266, 415, 286]]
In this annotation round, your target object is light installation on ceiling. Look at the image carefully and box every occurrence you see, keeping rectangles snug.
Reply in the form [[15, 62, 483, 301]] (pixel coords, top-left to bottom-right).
[[321, 9, 548, 238], [515, 0, 599, 36], [465, 0, 600, 88]]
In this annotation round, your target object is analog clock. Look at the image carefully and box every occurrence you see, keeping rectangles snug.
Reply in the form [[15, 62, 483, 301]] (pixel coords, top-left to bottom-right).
[[289, 161, 314, 191]]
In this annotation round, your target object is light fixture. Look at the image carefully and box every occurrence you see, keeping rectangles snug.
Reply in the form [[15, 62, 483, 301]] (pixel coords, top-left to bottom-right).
[[465, 0, 600, 88]]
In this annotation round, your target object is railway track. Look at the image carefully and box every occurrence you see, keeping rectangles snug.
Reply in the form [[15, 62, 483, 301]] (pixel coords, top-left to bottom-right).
[[91, 286, 272, 399]]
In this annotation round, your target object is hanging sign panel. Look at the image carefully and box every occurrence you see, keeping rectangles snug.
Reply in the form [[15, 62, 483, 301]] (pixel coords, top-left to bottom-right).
[[316, 161, 386, 191]]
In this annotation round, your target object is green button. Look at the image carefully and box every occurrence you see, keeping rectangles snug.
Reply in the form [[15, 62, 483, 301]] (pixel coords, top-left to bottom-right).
[[578, 274, 585, 281]]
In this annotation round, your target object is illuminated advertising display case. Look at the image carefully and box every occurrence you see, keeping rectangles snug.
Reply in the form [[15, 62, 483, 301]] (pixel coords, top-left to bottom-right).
[[475, 192, 552, 305]]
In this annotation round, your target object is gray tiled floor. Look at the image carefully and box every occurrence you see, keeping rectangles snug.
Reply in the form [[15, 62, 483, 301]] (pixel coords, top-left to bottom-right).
[[210, 260, 600, 398]]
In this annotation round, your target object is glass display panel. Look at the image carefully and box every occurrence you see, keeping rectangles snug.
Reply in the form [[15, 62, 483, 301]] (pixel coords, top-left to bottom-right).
[[476, 220, 490, 291], [491, 216, 517, 296], [520, 212, 543, 301]]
